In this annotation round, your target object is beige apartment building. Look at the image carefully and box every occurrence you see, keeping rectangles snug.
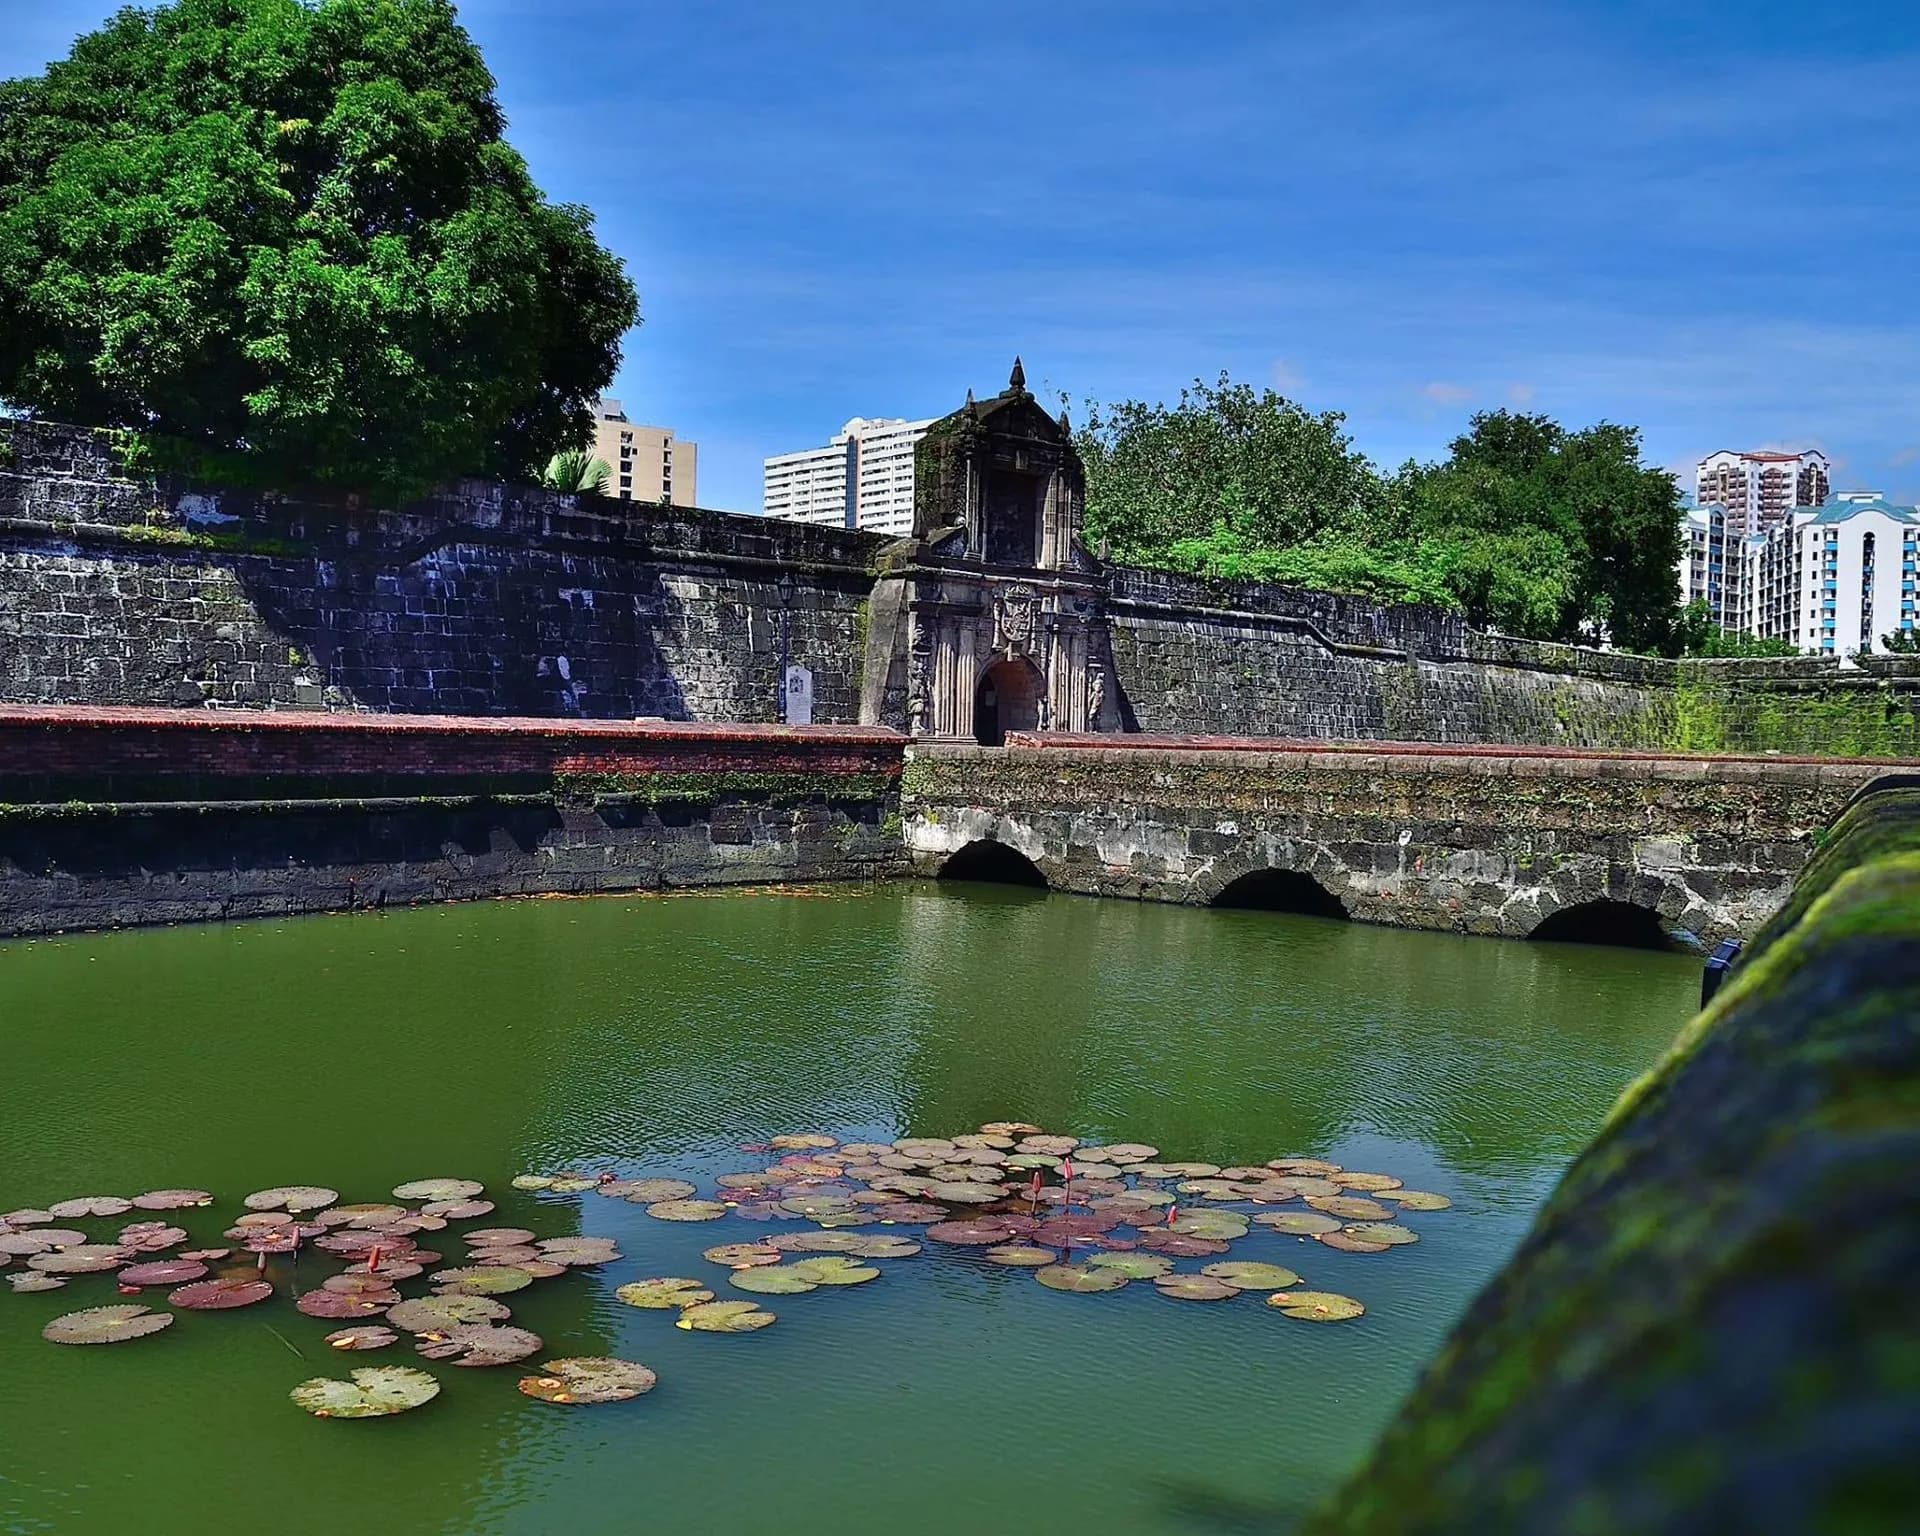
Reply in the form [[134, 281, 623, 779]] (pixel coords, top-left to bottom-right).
[[591, 398, 697, 507], [1696, 449, 1829, 539]]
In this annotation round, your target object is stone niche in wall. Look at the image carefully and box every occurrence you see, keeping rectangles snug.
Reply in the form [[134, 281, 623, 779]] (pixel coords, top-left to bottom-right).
[[877, 359, 1114, 743]]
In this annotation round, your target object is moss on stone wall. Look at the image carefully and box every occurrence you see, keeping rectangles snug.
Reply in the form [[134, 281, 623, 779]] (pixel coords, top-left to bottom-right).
[[1301, 785, 1920, 1536], [554, 769, 896, 807]]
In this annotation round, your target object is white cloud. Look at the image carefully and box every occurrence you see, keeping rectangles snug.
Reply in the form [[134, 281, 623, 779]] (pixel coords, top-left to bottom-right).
[[1270, 358, 1307, 394], [1422, 381, 1474, 406]]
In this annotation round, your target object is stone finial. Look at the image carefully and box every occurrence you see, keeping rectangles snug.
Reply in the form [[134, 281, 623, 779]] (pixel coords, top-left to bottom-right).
[[1008, 356, 1026, 394], [1058, 405, 1071, 435]]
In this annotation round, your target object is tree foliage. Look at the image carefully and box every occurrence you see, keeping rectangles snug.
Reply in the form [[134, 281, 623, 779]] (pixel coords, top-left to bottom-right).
[[1676, 601, 1801, 657], [0, 0, 638, 494], [540, 449, 610, 496], [1078, 380, 1690, 655]]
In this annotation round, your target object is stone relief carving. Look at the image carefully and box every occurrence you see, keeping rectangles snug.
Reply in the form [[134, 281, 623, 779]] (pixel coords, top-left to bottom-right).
[[994, 584, 1037, 656], [906, 623, 933, 734]]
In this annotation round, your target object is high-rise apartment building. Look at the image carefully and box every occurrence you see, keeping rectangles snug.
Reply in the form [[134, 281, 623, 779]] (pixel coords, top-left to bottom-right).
[[763, 417, 934, 537], [1695, 449, 1830, 539], [1745, 498, 1918, 658], [590, 399, 697, 507]]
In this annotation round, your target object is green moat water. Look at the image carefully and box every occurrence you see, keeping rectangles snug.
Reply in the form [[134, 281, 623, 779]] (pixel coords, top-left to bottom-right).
[[0, 884, 1697, 1536]]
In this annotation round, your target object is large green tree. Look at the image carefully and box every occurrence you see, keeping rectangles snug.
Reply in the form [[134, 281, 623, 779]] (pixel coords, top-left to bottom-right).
[[0, 0, 638, 493], [1403, 412, 1688, 652]]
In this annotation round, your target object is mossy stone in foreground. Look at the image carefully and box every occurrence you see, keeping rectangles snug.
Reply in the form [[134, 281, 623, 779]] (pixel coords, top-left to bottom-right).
[[1304, 793, 1920, 1536]]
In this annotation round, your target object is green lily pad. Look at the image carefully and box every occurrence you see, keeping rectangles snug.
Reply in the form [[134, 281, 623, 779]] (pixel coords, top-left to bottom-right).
[[1200, 1261, 1302, 1290], [519, 1357, 658, 1405], [1035, 1263, 1129, 1293], [244, 1187, 337, 1214], [433, 1265, 533, 1294], [1265, 1158, 1342, 1176], [1085, 1253, 1173, 1278], [535, 1236, 621, 1267], [728, 1265, 818, 1294], [1155, 1162, 1221, 1179], [1254, 1211, 1342, 1235], [1153, 1274, 1242, 1302], [646, 1200, 729, 1222], [42, 1304, 174, 1345], [788, 1256, 879, 1286], [1304, 1195, 1393, 1222], [1136, 1229, 1232, 1257], [387, 1295, 511, 1331], [600, 1179, 697, 1203], [415, 1323, 544, 1367], [984, 1245, 1058, 1266], [1346, 1223, 1419, 1246], [465, 1227, 537, 1247], [704, 1242, 783, 1268], [677, 1301, 775, 1333], [614, 1278, 713, 1310], [923, 1181, 1000, 1204], [1315, 1231, 1391, 1253], [1334, 1172, 1403, 1193], [1383, 1190, 1452, 1211], [1267, 1291, 1365, 1322], [1169, 1211, 1249, 1240], [291, 1365, 440, 1418], [770, 1231, 866, 1254], [848, 1235, 921, 1260], [1017, 1135, 1080, 1155], [420, 1199, 494, 1220], [391, 1178, 484, 1202], [1002, 1154, 1061, 1170], [513, 1172, 596, 1194], [324, 1325, 398, 1351], [1099, 1143, 1159, 1163]]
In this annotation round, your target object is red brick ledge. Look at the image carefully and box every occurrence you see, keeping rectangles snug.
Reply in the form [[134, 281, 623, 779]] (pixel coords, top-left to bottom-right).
[[1000, 730, 1920, 770]]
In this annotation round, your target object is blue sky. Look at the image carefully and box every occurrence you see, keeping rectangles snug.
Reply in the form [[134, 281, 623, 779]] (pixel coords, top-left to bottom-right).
[[7, 0, 1919, 511]]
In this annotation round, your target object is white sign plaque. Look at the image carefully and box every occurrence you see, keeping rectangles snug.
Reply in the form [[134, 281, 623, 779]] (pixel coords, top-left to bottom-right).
[[783, 665, 814, 725]]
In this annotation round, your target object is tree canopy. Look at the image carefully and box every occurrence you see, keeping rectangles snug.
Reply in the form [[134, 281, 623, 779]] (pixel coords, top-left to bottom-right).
[[0, 0, 638, 493], [1077, 378, 1690, 655]]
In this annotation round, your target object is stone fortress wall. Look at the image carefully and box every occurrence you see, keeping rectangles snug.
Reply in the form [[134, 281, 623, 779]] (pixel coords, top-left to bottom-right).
[[3, 419, 1919, 755]]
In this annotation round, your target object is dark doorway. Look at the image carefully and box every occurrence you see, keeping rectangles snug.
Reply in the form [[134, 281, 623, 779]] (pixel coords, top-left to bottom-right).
[[937, 840, 1049, 888], [973, 658, 1044, 746], [1530, 900, 1676, 951], [983, 469, 1041, 565], [1212, 868, 1349, 920]]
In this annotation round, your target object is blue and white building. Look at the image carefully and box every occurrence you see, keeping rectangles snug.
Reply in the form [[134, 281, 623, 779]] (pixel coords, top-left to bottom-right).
[[1749, 496, 1919, 658]]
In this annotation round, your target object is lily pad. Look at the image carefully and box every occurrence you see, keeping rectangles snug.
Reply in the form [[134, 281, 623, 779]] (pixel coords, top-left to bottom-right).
[[1017, 1135, 1080, 1155], [1200, 1261, 1302, 1290], [291, 1365, 440, 1418], [325, 1325, 398, 1350], [517, 1357, 657, 1405], [1136, 1230, 1231, 1258], [391, 1178, 484, 1202], [535, 1236, 622, 1267], [1153, 1274, 1242, 1302], [788, 1256, 879, 1286], [1035, 1264, 1128, 1293], [434, 1265, 533, 1295], [1268, 1291, 1365, 1322], [769, 1231, 865, 1254], [512, 1172, 596, 1194], [244, 1187, 338, 1214], [1304, 1195, 1394, 1222], [769, 1133, 839, 1151], [8, 1273, 65, 1292], [1254, 1211, 1342, 1235], [848, 1235, 921, 1260], [865, 1202, 947, 1225], [1346, 1223, 1419, 1246], [1085, 1253, 1173, 1279], [325, 1272, 404, 1296], [1334, 1172, 1403, 1193], [927, 1219, 1028, 1246], [298, 1289, 391, 1320], [117, 1259, 208, 1287], [728, 1266, 818, 1294], [170, 1277, 272, 1309], [1315, 1231, 1391, 1254], [465, 1227, 537, 1247], [0, 1229, 82, 1255], [43, 1304, 174, 1345], [704, 1242, 783, 1268], [1265, 1158, 1342, 1176], [984, 1245, 1058, 1267], [29, 1245, 129, 1274], [420, 1199, 495, 1221], [646, 1200, 728, 1223], [1169, 1211, 1249, 1240], [600, 1179, 697, 1204], [117, 1222, 188, 1252], [48, 1196, 132, 1220], [979, 1121, 1044, 1136], [131, 1189, 214, 1211], [387, 1295, 510, 1331], [1383, 1190, 1452, 1212], [416, 1323, 544, 1367], [1099, 1143, 1159, 1163], [614, 1278, 713, 1310], [677, 1301, 775, 1333]]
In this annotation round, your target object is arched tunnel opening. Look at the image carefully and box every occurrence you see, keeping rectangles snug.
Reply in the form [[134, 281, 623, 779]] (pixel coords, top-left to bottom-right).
[[1212, 868, 1350, 920], [1530, 900, 1678, 952], [936, 840, 1049, 889]]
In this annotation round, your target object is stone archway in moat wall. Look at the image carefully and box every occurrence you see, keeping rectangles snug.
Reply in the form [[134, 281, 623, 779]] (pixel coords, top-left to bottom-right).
[[1186, 844, 1359, 913]]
